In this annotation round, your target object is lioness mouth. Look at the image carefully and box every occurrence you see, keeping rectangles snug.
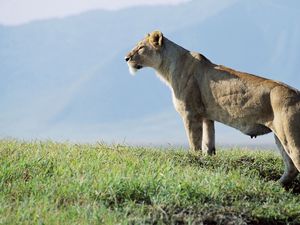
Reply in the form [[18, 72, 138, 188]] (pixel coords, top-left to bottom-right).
[[135, 65, 143, 69]]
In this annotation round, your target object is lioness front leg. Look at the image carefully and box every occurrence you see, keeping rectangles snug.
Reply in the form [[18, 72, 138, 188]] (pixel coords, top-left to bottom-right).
[[202, 119, 216, 155], [181, 111, 203, 152]]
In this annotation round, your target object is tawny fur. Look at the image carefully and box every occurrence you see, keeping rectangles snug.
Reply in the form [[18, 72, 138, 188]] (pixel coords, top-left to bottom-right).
[[125, 30, 300, 186]]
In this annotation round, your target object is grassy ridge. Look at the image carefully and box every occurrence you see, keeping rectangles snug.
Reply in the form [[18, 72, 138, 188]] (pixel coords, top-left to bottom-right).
[[0, 140, 300, 224]]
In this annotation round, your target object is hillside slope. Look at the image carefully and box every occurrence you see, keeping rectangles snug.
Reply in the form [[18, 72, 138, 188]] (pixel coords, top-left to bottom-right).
[[0, 140, 300, 224]]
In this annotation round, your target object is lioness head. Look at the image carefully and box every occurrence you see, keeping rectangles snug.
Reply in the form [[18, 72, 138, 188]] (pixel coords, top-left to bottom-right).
[[125, 30, 164, 75]]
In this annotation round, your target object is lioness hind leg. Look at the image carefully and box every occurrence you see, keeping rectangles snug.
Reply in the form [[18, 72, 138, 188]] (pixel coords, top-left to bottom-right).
[[274, 135, 299, 186], [278, 111, 300, 174]]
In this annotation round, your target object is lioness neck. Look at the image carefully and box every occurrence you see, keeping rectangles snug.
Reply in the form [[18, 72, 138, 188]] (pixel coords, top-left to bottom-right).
[[155, 38, 189, 86]]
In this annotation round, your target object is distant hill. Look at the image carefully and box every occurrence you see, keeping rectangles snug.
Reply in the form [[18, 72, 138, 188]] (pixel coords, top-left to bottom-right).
[[0, 0, 299, 145]]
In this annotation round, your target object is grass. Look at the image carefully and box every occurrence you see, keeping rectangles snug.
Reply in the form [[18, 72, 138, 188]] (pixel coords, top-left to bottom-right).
[[0, 140, 300, 224]]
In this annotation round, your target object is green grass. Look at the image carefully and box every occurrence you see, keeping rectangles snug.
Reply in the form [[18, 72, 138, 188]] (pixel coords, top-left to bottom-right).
[[0, 140, 300, 225]]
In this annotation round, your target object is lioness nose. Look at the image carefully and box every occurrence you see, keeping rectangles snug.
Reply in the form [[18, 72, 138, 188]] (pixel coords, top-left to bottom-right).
[[125, 56, 130, 62]]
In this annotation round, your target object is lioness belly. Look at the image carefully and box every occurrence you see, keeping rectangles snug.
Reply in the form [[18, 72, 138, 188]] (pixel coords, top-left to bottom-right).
[[207, 111, 271, 136]]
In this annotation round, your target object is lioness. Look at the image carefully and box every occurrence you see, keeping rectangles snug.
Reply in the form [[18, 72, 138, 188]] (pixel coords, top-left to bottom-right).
[[125, 30, 300, 186]]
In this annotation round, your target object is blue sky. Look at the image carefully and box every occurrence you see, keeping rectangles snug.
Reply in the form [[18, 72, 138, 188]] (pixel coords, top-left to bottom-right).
[[0, 0, 190, 25], [0, 0, 299, 148]]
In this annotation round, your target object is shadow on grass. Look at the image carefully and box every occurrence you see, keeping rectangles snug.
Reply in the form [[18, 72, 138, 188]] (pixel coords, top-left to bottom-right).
[[142, 205, 291, 225], [284, 182, 300, 194], [172, 151, 300, 195]]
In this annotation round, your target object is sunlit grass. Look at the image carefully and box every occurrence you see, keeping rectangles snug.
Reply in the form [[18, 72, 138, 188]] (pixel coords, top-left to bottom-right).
[[0, 140, 300, 224]]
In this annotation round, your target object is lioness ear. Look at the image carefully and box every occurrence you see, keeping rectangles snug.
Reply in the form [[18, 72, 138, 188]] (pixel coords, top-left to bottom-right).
[[149, 31, 163, 48]]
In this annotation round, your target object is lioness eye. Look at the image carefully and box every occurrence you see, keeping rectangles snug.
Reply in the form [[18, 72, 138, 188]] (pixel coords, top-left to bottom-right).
[[138, 46, 145, 52]]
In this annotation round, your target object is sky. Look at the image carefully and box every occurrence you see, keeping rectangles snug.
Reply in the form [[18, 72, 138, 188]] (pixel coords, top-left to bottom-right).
[[1, 0, 299, 147], [0, 0, 190, 26]]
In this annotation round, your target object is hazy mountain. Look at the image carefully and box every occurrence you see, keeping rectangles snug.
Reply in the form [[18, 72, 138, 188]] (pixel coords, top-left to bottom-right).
[[0, 0, 299, 146]]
